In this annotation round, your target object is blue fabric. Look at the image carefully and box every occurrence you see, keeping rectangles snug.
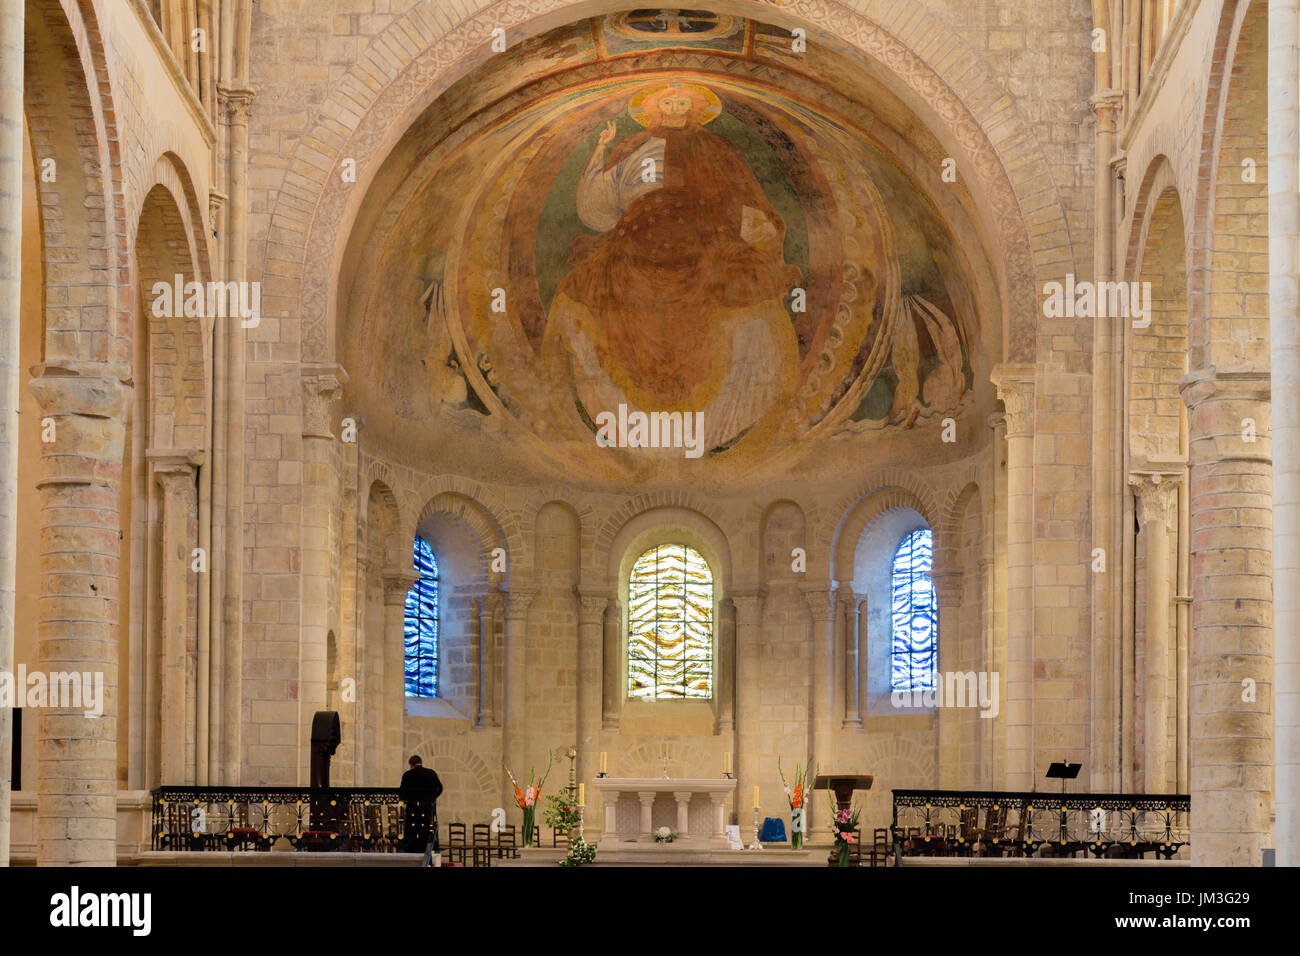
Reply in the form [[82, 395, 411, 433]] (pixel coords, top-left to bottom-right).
[[760, 817, 787, 842]]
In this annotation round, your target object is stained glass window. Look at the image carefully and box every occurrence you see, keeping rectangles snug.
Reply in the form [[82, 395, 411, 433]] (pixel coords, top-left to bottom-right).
[[404, 535, 439, 698], [628, 543, 713, 699], [890, 529, 937, 693]]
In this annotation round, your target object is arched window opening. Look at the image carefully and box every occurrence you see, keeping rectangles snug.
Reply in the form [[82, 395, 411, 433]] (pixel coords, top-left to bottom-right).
[[890, 529, 937, 693], [404, 535, 439, 698], [628, 543, 713, 699]]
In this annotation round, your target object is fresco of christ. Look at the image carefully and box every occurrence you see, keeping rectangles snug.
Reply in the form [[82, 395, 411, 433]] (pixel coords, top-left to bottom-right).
[[543, 83, 802, 453]]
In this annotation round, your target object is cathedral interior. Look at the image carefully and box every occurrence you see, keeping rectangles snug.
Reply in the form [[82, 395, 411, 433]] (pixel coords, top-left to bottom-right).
[[0, 0, 1295, 877]]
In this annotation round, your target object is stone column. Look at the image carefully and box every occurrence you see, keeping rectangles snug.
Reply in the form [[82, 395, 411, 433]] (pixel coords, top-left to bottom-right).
[[1269, 0, 1300, 868], [602, 795, 617, 838], [575, 590, 607, 831], [932, 571, 965, 788], [503, 588, 536, 800], [842, 593, 864, 728], [673, 790, 692, 839], [148, 450, 204, 785], [30, 367, 131, 865], [299, 365, 346, 782], [732, 590, 764, 828], [0, 0, 22, 867], [801, 586, 836, 813], [716, 598, 735, 733], [710, 791, 728, 840], [601, 597, 621, 730], [214, 83, 253, 785], [637, 791, 656, 841], [1129, 472, 1180, 794], [479, 590, 501, 727], [991, 364, 1035, 789], [381, 572, 417, 777], [1180, 370, 1273, 865], [986, 413, 1009, 787]]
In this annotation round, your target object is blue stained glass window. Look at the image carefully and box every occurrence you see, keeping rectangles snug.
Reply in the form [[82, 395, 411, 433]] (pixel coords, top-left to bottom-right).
[[404, 536, 439, 698], [890, 529, 937, 693]]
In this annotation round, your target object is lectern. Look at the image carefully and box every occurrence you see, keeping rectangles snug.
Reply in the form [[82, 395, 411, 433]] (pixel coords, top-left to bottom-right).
[[310, 710, 342, 787], [1045, 761, 1081, 795]]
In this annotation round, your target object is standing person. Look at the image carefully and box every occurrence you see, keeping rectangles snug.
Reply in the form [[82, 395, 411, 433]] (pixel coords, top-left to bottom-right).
[[400, 755, 443, 854]]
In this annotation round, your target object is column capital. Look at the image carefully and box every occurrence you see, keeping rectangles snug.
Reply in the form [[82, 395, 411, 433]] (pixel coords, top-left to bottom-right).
[[217, 84, 255, 123], [1179, 368, 1271, 464], [1128, 471, 1182, 529], [1088, 90, 1125, 130], [930, 570, 965, 607], [990, 364, 1036, 436], [301, 363, 348, 439], [146, 448, 206, 480], [730, 589, 766, 623], [382, 571, 418, 604], [799, 586, 837, 622], [28, 363, 132, 419], [575, 588, 610, 624], [504, 587, 538, 620]]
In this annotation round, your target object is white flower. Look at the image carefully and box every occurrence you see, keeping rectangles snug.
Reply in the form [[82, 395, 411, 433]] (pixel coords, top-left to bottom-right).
[[656, 826, 672, 838]]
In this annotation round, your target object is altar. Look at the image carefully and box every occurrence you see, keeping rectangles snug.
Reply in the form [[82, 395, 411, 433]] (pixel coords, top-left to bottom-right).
[[592, 777, 735, 849]]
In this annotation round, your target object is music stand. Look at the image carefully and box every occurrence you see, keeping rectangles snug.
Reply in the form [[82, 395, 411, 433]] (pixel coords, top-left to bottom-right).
[[1046, 761, 1081, 794]]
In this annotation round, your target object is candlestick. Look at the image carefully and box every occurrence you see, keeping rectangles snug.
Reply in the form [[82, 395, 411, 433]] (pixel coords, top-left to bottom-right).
[[748, 805, 763, 850]]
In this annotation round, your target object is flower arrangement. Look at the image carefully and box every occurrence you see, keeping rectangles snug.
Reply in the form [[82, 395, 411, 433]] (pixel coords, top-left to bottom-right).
[[778, 757, 818, 850], [543, 793, 582, 834], [501, 751, 553, 847], [826, 786, 862, 867], [654, 826, 675, 844], [560, 837, 597, 867]]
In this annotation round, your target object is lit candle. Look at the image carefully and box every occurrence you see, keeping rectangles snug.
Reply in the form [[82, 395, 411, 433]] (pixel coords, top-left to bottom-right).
[[753, 785, 760, 808], [578, 783, 585, 806], [723, 752, 731, 774], [599, 752, 607, 774]]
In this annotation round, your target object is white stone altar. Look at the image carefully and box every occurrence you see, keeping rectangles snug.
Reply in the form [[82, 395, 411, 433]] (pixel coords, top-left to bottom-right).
[[592, 777, 736, 849]]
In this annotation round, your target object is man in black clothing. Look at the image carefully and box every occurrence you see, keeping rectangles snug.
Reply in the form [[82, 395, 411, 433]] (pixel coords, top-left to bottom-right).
[[400, 755, 444, 853]]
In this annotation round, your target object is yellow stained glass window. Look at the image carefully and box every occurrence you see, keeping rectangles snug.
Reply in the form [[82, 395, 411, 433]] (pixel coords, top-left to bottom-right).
[[628, 543, 713, 699]]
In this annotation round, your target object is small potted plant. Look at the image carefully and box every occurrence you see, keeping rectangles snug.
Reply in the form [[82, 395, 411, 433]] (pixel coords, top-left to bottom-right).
[[560, 837, 597, 867], [654, 826, 676, 844]]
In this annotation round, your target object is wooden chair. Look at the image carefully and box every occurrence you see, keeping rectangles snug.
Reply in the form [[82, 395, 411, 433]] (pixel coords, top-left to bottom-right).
[[869, 828, 891, 867], [445, 822, 468, 865], [497, 824, 519, 860], [552, 827, 571, 849], [470, 824, 494, 867], [225, 801, 269, 852]]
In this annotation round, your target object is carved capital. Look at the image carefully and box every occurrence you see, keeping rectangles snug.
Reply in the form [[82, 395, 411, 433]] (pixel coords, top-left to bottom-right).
[[1129, 472, 1182, 529], [504, 588, 538, 621], [382, 571, 419, 604], [218, 85, 255, 124], [147, 448, 205, 492], [930, 570, 964, 607], [1088, 90, 1125, 130], [730, 589, 766, 625], [301, 363, 348, 439], [990, 364, 1036, 437], [799, 586, 837, 622], [575, 588, 610, 624]]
